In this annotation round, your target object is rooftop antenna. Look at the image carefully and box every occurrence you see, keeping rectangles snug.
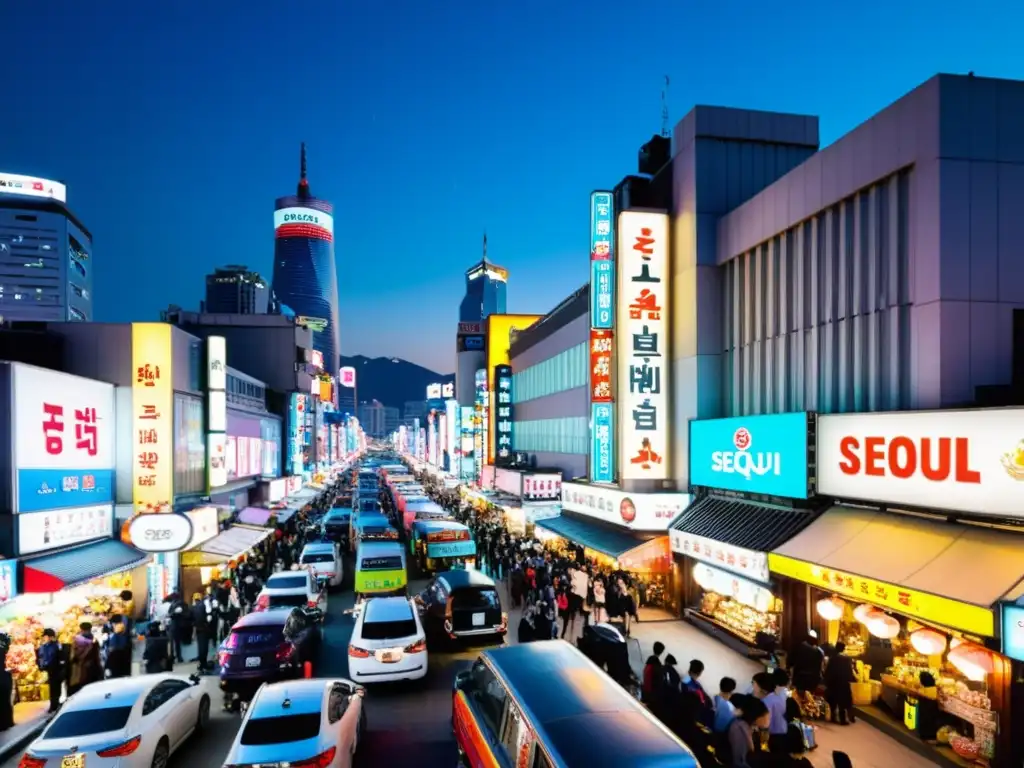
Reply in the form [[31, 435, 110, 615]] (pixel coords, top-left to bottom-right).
[[297, 142, 310, 197], [482, 231, 488, 264], [661, 76, 670, 137]]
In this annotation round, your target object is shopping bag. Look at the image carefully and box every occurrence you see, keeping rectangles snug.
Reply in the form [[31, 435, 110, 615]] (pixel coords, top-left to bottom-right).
[[794, 720, 816, 750]]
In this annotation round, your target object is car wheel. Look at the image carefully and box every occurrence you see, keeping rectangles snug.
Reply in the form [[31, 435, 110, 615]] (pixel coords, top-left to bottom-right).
[[195, 695, 211, 732], [151, 737, 170, 768]]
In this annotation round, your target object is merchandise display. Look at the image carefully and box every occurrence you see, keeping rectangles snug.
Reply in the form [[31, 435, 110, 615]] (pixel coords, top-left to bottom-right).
[[698, 591, 780, 644]]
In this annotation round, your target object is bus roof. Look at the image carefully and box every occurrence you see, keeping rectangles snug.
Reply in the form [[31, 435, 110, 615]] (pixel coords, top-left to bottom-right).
[[481, 642, 697, 767], [356, 540, 405, 558], [412, 519, 464, 533]]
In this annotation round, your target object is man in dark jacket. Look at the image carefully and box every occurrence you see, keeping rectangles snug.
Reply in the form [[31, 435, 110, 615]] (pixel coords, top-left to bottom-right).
[[37, 629, 63, 713], [191, 594, 212, 673], [143, 624, 170, 674], [642, 641, 666, 716], [103, 617, 132, 679], [824, 642, 857, 724]]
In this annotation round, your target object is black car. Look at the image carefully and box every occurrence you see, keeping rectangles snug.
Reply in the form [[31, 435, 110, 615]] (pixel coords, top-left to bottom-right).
[[322, 510, 352, 546], [416, 570, 507, 646], [218, 607, 321, 709]]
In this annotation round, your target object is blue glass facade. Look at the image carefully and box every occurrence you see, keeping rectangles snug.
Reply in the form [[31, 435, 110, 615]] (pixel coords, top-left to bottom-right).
[[512, 417, 588, 455], [511, 342, 587, 403], [459, 262, 507, 323]]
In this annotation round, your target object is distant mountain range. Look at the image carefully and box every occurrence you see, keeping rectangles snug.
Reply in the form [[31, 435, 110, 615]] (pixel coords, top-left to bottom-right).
[[341, 355, 454, 410]]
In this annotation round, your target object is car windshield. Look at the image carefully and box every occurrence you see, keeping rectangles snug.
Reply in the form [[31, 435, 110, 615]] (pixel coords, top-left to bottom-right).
[[47, 706, 133, 737], [362, 619, 417, 640], [454, 588, 500, 610], [239, 713, 322, 745], [301, 553, 335, 564], [268, 575, 307, 590], [268, 594, 307, 608], [226, 629, 284, 649]]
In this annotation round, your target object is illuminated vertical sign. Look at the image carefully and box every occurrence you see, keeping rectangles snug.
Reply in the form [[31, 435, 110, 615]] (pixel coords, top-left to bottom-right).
[[131, 323, 174, 513], [590, 191, 615, 327], [617, 211, 670, 481], [207, 336, 227, 489], [589, 191, 616, 482], [494, 365, 513, 461], [447, 399, 460, 478], [591, 403, 614, 483], [474, 369, 487, 484], [427, 411, 438, 466]]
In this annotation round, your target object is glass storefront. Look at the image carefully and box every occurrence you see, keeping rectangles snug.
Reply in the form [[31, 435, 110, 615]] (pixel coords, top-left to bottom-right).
[[689, 563, 781, 645]]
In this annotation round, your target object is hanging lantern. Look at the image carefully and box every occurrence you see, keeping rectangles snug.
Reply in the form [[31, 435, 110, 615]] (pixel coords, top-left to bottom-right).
[[816, 596, 846, 621], [910, 628, 947, 656], [693, 565, 716, 593], [853, 604, 881, 624], [948, 643, 994, 682], [950, 637, 963, 650], [866, 613, 900, 639]]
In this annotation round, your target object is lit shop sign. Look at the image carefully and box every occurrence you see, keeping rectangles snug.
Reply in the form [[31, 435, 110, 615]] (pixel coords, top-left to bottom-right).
[[185, 505, 219, 549], [590, 191, 615, 329], [494, 365, 513, 460], [131, 324, 174, 514], [11, 363, 116, 513], [561, 482, 689, 531], [590, 404, 614, 484], [693, 563, 773, 613], [311, 350, 324, 370], [459, 335, 485, 351], [339, 366, 356, 388], [446, 400, 459, 478], [297, 316, 329, 333], [125, 513, 193, 553], [468, 266, 508, 282], [617, 211, 670, 481], [474, 371, 487, 482], [18, 504, 114, 557], [274, 207, 334, 242], [426, 383, 443, 399], [207, 336, 228, 488], [689, 413, 810, 499], [0, 172, 67, 204], [817, 409, 1024, 519], [670, 530, 770, 584], [768, 554, 995, 637], [494, 468, 522, 496], [442, 383, 454, 399], [523, 473, 561, 502], [1002, 606, 1024, 662], [590, 330, 613, 403], [457, 322, 482, 335]]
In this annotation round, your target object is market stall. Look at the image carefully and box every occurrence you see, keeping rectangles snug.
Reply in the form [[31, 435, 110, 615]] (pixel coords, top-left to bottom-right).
[[179, 524, 274, 599]]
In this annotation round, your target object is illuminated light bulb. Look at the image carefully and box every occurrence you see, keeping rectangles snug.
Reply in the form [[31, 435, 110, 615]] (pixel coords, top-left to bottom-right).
[[853, 604, 880, 625], [867, 613, 900, 639], [948, 643, 994, 682], [816, 596, 845, 621], [909, 628, 947, 656]]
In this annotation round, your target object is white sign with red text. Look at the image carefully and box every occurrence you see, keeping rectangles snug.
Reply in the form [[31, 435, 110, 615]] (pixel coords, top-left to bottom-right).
[[818, 409, 1024, 518], [523, 473, 561, 501], [669, 530, 770, 583], [339, 367, 356, 388], [560, 482, 689, 531], [11, 363, 116, 471]]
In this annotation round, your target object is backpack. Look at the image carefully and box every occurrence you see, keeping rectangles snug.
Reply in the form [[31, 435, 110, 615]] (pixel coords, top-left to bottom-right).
[[556, 593, 568, 611]]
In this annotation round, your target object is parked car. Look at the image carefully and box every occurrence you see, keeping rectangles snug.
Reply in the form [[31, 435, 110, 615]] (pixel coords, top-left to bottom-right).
[[256, 568, 326, 616], [322, 509, 352, 548], [17, 674, 210, 768], [415, 570, 507, 646], [300, 541, 344, 590], [348, 597, 428, 683], [222, 678, 366, 767], [219, 607, 322, 710]]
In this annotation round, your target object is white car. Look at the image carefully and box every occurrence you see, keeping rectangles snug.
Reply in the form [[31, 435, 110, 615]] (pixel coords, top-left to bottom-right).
[[223, 678, 365, 768], [348, 597, 428, 683], [300, 541, 344, 589], [257, 569, 326, 616], [18, 674, 210, 768]]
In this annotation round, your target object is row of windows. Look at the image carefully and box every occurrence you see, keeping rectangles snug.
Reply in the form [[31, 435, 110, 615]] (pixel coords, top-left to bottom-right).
[[511, 342, 587, 404], [511, 417, 588, 455], [228, 373, 265, 403]]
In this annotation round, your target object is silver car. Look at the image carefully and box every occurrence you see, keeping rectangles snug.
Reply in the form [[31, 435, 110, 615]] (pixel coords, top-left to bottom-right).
[[222, 678, 366, 768]]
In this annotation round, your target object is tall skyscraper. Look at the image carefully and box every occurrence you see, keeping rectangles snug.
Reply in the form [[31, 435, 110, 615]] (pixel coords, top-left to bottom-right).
[[271, 144, 341, 377], [203, 265, 269, 314], [0, 172, 92, 322], [458, 233, 507, 323]]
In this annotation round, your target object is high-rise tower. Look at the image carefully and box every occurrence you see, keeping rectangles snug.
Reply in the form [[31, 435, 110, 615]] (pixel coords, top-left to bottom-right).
[[458, 233, 508, 323], [271, 143, 341, 378]]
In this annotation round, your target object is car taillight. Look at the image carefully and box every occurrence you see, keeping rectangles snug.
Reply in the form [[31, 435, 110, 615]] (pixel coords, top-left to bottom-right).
[[289, 746, 337, 768], [405, 638, 427, 653], [307, 599, 318, 608], [97, 735, 142, 757], [276, 642, 292, 662], [255, 594, 269, 611], [348, 644, 370, 658], [218, 650, 230, 667], [17, 755, 45, 768]]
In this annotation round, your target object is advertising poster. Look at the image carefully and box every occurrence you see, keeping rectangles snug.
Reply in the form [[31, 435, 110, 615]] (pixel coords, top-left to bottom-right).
[[131, 323, 175, 513]]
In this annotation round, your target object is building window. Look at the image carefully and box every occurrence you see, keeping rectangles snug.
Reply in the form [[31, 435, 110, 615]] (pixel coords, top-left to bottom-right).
[[511, 342, 587, 404], [511, 417, 587, 455]]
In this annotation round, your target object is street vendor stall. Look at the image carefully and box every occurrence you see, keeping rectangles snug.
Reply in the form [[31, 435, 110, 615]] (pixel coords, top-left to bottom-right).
[[180, 524, 273, 599]]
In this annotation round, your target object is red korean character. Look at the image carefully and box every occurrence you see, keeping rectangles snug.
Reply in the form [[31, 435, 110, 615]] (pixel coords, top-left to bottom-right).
[[42, 403, 64, 455], [139, 405, 160, 420], [898, 591, 912, 607], [138, 452, 159, 471], [75, 407, 98, 456]]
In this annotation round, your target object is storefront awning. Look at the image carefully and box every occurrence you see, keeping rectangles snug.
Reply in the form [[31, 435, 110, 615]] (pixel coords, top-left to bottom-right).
[[672, 496, 820, 552], [237, 507, 274, 527], [769, 506, 1024, 637], [23, 539, 149, 593], [535, 514, 658, 558], [182, 524, 272, 567]]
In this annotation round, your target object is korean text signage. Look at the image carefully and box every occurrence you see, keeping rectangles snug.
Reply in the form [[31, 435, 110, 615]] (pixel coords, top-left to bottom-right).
[[591, 404, 614, 484], [11, 363, 116, 513], [689, 413, 810, 498], [817, 409, 1024, 519], [207, 336, 227, 489], [617, 211, 670, 481], [474, 371, 487, 483], [426, 383, 443, 400], [19, 504, 114, 557], [0, 172, 67, 204], [131, 323, 174, 514], [768, 554, 995, 637], [561, 482, 689, 531], [339, 367, 356, 388], [126, 513, 193, 553], [590, 330, 613, 403], [670, 530, 770, 583], [523, 473, 561, 502], [494, 365, 513, 460], [457, 322, 482, 335], [590, 192, 615, 329]]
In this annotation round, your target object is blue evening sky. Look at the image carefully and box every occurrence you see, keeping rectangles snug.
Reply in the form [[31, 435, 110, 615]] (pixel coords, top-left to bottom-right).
[[3, 1, 1021, 374]]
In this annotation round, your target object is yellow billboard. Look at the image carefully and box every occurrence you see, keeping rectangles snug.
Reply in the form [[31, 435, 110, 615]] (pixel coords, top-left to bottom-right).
[[131, 323, 174, 514], [486, 314, 542, 463]]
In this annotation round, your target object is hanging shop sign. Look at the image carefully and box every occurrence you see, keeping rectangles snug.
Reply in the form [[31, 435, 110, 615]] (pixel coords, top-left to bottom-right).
[[125, 512, 193, 553], [590, 191, 615, 329], [131, 323, 174, 514], [693, 563, 774, 613], [590, 403, 614, 484], [457, 322, 482, 335], [442, 383, 454, 399], [11, 363, 116, 513], [185, 505, 220, 549], [0, 561, 17, 603], [670, 530, 770, 584], [18, 503, 115, 557], [207, 336, 228, 488], [426, 383, 443, 400], [689, 412, 810, 498], [523, 473, 561, 502], [494, 468, 522, 497], [494, 364, 513, 460], [267, 478, 287, 503], [339, 366, 356, 388], [1001, 605, 1024, 662], [818, 409, 1024, 519], [617, 210, 670, 481], [590, 330, 613, 403], [561, 482, 689, 531], [767, 554, 995, 637]]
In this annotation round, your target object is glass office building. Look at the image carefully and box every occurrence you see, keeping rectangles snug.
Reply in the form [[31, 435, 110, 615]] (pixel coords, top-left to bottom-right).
[[458, 235, 507, 323]]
